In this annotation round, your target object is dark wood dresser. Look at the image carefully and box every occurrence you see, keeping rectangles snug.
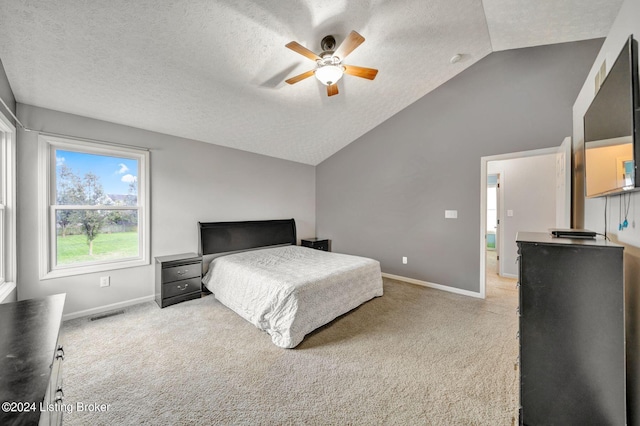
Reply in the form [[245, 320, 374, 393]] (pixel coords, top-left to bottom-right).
[[0, 293, 66, 426], [155, 253, 203, 308], [516, 232, 625, 425]]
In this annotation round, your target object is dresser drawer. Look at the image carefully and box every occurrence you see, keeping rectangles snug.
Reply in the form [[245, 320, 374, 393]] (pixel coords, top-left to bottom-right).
[[40, 343, 64, 426], [162, 263, 200, 283], [49, 345, 64, 398], [162, 277, 201, 299]]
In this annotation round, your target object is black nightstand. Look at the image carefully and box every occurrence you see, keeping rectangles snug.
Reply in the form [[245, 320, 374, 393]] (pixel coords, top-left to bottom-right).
[[301, 238, 331, 252], [155, 253, 202, 308]]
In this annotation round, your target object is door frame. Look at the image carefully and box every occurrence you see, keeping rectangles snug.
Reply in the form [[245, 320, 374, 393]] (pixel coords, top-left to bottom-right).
[[479, 145, 567, 298]]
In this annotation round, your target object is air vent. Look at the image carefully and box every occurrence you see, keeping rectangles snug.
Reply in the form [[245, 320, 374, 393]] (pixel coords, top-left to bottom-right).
[[90, 309, 125, 321]]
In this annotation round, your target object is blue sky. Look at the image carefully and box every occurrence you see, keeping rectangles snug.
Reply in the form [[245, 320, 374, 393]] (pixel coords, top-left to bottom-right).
[[56, 150, 138, 195]]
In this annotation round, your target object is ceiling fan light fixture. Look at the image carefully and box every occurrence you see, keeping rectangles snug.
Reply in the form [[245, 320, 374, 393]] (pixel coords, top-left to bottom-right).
[[285, 30, 377, 96], [314, 64, 344, 86]]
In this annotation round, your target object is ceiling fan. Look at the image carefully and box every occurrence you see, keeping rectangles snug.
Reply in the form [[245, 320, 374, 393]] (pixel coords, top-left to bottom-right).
[[284, 30, 378, 97]]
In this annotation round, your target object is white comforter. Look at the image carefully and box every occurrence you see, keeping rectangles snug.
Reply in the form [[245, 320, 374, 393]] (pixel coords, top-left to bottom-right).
[[202, 245, 383, 348]]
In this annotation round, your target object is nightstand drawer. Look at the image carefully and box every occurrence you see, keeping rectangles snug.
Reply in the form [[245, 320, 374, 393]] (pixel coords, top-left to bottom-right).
[[162, 277, 201, 299], [163, 263, 200, 283]]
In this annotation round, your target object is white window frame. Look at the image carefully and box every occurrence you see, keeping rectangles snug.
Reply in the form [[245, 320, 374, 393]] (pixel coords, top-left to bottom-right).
[[38, 135, 150, 279], [0, 111, 16, 301]]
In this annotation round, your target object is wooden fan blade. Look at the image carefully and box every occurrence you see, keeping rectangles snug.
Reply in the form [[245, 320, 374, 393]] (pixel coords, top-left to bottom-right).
[[343, 65, 378, 80], [285, 70, 315, 85], [285, 41, 321, 61], [334, 31, 365, 60], [327, 83, 339, 96]]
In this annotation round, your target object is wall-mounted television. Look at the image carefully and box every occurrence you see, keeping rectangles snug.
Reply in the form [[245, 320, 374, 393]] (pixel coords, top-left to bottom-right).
[[584, 35, 640, 198]]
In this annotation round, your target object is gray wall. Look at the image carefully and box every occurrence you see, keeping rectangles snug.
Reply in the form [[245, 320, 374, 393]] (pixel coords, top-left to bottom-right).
[[16, 104, 315, 316], [317, 39, 603, 293]]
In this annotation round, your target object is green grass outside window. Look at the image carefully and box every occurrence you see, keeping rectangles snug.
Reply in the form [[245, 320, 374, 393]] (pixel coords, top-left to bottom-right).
[[57, 231, 139, 265]]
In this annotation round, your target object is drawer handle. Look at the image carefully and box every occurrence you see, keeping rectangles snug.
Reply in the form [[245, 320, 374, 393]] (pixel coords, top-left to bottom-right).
[[176, 269, 188, 276], [54, 388, 64, 404], [56, 346, 65, 361], [177, 283, 189, 291]]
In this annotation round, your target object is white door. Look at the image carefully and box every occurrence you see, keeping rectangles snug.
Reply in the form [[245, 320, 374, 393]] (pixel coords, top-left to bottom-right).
[[486, 174, 501, 275], [495, 175, 501, 274], [556, 137, 572, 228]]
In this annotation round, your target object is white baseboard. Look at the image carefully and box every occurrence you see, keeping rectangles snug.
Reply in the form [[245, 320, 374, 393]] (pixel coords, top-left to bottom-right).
[[63, 295, 155, 321], [64, 275, 483, 320], [382, 272, 483, 299], [501, 273, 518, 279]]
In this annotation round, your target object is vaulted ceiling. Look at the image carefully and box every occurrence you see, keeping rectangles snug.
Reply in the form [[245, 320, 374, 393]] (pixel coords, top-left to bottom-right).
[[0, 0, 623, 165]]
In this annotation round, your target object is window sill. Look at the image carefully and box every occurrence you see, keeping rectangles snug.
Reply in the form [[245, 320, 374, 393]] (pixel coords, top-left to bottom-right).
[[40, 258, 149, 280]]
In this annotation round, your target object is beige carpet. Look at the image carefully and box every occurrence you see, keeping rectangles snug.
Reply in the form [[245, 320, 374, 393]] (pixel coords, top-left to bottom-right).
[[62, 274, 519, 425]]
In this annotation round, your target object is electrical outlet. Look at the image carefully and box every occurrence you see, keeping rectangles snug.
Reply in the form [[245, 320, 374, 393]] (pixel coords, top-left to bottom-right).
[[402, 256, 408, 265], [100, 276, 110, 287]]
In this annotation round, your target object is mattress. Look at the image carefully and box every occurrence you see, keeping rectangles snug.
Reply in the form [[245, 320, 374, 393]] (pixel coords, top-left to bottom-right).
[[202, 245, 383, 348]]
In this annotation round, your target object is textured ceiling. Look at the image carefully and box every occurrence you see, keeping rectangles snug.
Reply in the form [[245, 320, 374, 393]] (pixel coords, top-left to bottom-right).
[[0, 0, 623, 165]]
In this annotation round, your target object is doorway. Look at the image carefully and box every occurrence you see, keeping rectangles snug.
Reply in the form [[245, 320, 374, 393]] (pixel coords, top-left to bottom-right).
[[479, 138, 571, 298]]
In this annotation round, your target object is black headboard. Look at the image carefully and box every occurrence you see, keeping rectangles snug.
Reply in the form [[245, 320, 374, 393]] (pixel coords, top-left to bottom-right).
[[198, 219, 297, 256]]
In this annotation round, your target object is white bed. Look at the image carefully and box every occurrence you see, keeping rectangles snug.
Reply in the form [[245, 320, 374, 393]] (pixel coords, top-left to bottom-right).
[[202, 245, 383, 348]]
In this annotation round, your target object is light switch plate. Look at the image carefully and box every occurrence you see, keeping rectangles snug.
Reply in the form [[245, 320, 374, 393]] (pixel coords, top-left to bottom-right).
[[445, 210, 458, 219]]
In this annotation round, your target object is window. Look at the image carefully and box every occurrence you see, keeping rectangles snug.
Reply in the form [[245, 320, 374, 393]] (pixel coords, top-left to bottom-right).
[[39, 135, 149, 279], [0, 112, 16, 300]]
